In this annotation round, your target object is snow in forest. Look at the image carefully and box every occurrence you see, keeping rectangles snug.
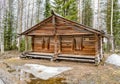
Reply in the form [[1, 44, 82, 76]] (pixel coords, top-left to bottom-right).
[[21, 64, 72, 80], [106, 54, 120, 66]]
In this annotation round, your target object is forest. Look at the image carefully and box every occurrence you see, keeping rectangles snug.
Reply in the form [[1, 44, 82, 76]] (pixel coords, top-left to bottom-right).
[[0, 0, 120, 53], [0, 0, 120, 84]]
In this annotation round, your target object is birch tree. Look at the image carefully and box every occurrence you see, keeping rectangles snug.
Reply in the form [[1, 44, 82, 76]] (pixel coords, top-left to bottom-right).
[[31, 0, 35, 26], [77, 0, 83, 23], [111, 0, 114, 52], [97, 0, 100, 30], [0, 0, 5, 53], [36, 0, 42, 23]]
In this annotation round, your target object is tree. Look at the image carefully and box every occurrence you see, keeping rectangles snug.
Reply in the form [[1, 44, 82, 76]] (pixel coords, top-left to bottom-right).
[[4, 0, 15, 50], [82, 0, 93, 27], [106, 0, 111, 34], [31, 0, 35, 26], [110, 0, 114, 52], [27, 1, 30, 29], [97, 0, 100, 30], [44, 0, 51, 18], [53, 0, 78, 21], [113, 0, 120, 49], [17, 0, 23, 51], [105, 0, 120, 51], [36, 0, 42, 23], [77, 0, 83, 23], [0, 0, 5, 53]]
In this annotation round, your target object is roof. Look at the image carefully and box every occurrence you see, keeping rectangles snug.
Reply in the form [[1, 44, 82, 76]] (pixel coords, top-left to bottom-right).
[[20, 11, 106, 37]]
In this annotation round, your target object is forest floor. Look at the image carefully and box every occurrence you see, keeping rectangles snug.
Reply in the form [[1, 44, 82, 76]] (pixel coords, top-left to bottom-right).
[[0, 50, 120, 84]]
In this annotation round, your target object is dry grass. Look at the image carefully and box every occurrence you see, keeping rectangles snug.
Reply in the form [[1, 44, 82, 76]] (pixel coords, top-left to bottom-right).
[[0, 51, 120, 84]]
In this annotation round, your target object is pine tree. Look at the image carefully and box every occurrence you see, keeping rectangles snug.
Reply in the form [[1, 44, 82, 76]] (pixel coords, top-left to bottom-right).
[[4, 0, 14, 50], [113, 0, 120, 49], [53, 0, 78, 21], [106, 0, 120, 51], [82, 0, 93, 27], [106, 0, 111, 34], [44, 0, 51, 18]]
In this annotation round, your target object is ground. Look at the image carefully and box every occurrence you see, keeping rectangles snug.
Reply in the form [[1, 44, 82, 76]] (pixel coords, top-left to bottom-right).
[[0, 51, 120, 84]]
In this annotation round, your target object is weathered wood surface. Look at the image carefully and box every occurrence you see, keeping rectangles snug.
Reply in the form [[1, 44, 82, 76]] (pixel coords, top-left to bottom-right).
[[21, 52, 96, 63], [27, 15, 93, 36], [32, 35, 96, 56], [20, 12, 105, 63]]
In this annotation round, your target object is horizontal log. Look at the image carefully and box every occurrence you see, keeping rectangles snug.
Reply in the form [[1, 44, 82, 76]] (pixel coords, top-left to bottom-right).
[[43, 23, 53, 26], [28, 33, 54, 35]]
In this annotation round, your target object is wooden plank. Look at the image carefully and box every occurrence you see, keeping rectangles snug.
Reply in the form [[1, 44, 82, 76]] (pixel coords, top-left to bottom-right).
[[22, 16, 52, 35], [25, 35, 28, 51], [100, 36, 103, 59], [57, 33, 93, 35], [43, 23, 54, 26], [28, 32, 54, 36], [58, 36, 62, 53], [57, 57, 95, 62], [58, 54, 95, 58], [29, 52, 54, 55], [32, 36, 34, 52], [52, 15, 58, 59], [55, 16, 102, 35], [95, 34, 99, 55], [26, 55, 52, 59], [29, 28, 55, 33]]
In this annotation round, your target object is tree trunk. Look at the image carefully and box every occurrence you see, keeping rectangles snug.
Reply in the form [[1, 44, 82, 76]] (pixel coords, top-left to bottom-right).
[[111, 0, 114, 52], [0, 0, 5, 54], [97, 0, 100, 30], [27, 1, 30, 29], [17, 0, 23, 51], [31, 0, 34, 27], [78, 0, 82, 23]]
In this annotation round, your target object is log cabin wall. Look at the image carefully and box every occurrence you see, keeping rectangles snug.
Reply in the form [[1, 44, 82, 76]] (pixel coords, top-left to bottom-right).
[[21, 12, 105, 59], [32, 34, 97, 56], [60, 34, 96, 55], [32, 36, 54, 53]]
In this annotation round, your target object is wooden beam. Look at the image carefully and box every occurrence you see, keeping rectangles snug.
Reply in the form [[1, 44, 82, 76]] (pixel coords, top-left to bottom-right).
[[52, 15, 58, 60], [58, 36, 62, 53], [54, 35, 58, 59], [72, 37, 74, 51], [31, 36, 34, 52], [100, 36, 103, 59], [95, 34, 99, 55], [80, 36, 83, 50], [25, 35, 28, 51]]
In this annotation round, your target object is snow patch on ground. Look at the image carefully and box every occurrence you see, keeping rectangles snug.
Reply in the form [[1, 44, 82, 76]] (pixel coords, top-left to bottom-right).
[[106, 54, 120, 66], [21, 64, 72, 80]]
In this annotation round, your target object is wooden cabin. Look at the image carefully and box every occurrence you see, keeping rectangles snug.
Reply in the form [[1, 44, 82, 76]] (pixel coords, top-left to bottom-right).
[[20, 11, 106, 64]]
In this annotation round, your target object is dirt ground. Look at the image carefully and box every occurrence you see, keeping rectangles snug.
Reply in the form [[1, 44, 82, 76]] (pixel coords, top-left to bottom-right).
[[0, 50, 120, 84]]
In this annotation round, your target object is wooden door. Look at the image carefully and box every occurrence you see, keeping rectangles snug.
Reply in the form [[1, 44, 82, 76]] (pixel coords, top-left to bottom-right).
[[74, 37, 83, 51]]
